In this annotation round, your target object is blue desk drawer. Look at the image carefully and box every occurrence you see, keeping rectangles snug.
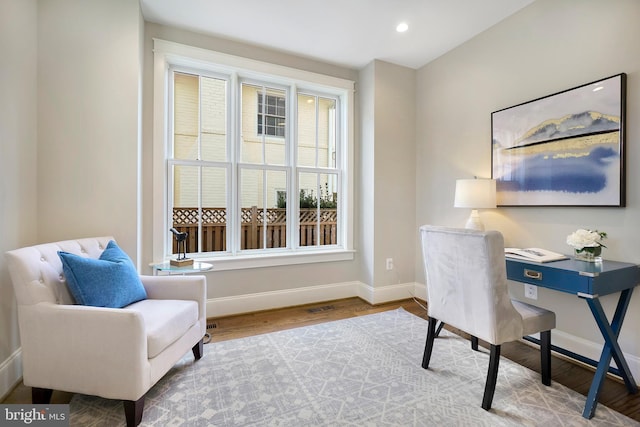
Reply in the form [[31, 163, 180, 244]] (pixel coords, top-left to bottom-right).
[[506, 258, 640, 296], [506, 261, 590, 294]]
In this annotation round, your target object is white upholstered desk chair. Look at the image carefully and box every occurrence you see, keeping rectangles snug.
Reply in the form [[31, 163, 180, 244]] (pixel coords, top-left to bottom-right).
[[5, 237, 207, 426], [419, 225, 556, 410]]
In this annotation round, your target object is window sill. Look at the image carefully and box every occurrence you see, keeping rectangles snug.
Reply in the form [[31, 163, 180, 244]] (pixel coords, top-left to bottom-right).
[[175, 249, 355, 272]]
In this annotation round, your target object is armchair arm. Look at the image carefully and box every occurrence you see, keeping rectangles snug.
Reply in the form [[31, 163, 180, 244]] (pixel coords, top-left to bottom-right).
[[140, 275, 206, 320]]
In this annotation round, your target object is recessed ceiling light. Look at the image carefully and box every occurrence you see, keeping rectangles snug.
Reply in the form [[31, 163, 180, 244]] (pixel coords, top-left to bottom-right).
[[396, 22, 408, 33]]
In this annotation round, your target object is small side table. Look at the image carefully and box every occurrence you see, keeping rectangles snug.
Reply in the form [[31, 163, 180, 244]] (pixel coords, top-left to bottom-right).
[[151, 261, 213, 276]]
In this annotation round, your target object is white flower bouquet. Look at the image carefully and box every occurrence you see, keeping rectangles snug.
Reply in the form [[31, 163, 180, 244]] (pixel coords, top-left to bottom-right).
[[566, 229, 607, 260]]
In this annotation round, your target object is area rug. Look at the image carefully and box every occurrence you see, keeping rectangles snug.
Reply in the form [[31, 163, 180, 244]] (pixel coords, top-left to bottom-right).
[[69, 308, 638, 426]]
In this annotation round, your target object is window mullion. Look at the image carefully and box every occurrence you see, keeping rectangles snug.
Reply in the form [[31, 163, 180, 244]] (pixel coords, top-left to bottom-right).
[[197, 76, 203, 253], [315, 173, 320, 247], [231, 72, 240, 255], [262, 169, 268, 250], [197, 166, 203, 253], [315, 95, 319, 169], [289, 86, 297, 250], [287, 86, 300, 249], [261, 87, 266, 163]]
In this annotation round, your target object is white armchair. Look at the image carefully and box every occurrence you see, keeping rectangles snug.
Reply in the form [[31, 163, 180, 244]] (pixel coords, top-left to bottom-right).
[[5, 237, 207, 426]]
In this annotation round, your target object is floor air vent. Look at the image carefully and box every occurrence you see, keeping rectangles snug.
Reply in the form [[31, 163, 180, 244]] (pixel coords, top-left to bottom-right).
[[307, 305, 335, 313], [207, 323, 218, 330]]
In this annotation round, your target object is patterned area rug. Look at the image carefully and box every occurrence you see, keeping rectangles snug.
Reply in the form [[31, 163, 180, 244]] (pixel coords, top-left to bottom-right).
[[70, 308, 638, 426]]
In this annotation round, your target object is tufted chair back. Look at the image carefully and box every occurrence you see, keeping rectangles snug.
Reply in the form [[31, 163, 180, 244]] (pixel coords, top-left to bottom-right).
[[6, 236, 113, 307]]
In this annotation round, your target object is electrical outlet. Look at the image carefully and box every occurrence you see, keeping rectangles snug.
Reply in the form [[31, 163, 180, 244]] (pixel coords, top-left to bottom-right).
[[386, 258, 394, 270], [524, 284, 538, 300]]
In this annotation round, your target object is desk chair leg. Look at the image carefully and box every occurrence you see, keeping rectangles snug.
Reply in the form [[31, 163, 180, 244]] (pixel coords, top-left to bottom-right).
[[540, 330, 551, 386], [431, 321, 478, 349], [422, 317, 438, 369], [435, 321, 445, 337], [482, 344, 501, 411]]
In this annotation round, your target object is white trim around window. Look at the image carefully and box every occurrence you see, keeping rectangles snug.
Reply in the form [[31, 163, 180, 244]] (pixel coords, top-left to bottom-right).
[[152, 39, 355, 270]]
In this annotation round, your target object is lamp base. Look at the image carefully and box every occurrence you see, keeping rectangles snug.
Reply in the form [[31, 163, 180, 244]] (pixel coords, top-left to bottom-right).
[[170, 258, 194, 267], [465, 209, 485, 231]]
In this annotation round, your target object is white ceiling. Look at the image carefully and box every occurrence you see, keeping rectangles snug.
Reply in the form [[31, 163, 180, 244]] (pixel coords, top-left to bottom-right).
[[140, 0, 534, 70]]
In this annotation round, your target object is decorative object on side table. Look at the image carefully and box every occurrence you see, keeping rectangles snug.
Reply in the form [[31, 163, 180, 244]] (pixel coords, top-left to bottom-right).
[[566, 229, 607, 262], [170, 227, 193, 267]]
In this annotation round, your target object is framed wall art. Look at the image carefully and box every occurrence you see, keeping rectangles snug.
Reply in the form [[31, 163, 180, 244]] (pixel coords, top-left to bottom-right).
[[491, 73, 626, 207]]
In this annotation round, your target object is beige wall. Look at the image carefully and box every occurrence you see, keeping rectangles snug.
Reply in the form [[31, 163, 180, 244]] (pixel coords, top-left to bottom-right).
[[359, 61, 417, 289], [375, 61, 416, 287], [0, 0, 38, 398], [0, 0, 143, 399], [37, 0, 142, 254], [416, 0, 640, 369], [358, 62, 376, 287]]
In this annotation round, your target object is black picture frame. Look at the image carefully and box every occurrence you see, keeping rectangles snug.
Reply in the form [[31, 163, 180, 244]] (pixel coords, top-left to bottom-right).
[[491, 73, 626, 207]]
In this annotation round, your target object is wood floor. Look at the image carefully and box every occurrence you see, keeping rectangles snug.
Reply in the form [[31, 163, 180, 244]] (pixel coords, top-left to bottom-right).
[[3, 297, 639, 422]]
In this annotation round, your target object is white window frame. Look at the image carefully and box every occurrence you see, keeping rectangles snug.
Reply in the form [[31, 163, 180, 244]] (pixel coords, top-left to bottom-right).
[[152, 39, 355, 271]]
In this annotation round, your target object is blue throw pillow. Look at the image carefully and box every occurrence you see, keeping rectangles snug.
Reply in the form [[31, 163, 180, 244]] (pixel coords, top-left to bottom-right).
[[58, 240, 147, 308]]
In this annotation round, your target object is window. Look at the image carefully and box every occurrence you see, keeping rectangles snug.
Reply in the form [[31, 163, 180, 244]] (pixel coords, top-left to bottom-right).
[[257, 93, 286, 137], [153, 40, 354, 270]]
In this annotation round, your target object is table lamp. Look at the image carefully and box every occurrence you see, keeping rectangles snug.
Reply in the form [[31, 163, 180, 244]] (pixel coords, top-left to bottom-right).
[[454, 178, 496, 231]]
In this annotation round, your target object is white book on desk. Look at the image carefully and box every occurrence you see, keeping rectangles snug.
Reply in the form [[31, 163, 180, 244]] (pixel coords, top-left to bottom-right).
[[504, 247, 568, 263]]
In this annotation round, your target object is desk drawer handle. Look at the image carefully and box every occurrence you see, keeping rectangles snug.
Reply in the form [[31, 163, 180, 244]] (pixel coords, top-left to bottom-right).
[[524, 269, 542, 280]]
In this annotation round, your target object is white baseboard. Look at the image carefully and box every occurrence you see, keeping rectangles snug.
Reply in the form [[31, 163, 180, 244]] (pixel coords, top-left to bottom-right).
[[206, 281, 426, 318], [412, 282, 427, 301], [356, 282, 424, 305], [0, 348, 22, 401]]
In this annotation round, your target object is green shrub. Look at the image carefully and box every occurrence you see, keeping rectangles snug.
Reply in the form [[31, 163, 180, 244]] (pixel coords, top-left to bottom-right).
[[277, 183, 337, 209]]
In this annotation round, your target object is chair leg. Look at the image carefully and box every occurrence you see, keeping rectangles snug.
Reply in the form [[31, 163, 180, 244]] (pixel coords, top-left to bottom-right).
[[482, 344, 501, 411], [422, 316, 438, 369], [124, 396, 145, 427], [471, 336, 479, 351], [32, 387, 53, 404], [435, 321, 445, 337], [540, 330, 551, 386], [192, 338, 204, 360]]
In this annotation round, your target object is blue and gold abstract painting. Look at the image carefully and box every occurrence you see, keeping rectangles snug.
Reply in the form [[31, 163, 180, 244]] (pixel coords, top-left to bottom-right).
[[492, 73, 625, 206]]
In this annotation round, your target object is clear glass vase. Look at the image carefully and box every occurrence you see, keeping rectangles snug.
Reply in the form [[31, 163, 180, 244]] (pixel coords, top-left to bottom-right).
[[574, 246, 602, 262]]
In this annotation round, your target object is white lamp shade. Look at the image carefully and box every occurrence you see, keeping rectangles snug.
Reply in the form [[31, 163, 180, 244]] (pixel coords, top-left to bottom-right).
[[454, 179, 497, 209]]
